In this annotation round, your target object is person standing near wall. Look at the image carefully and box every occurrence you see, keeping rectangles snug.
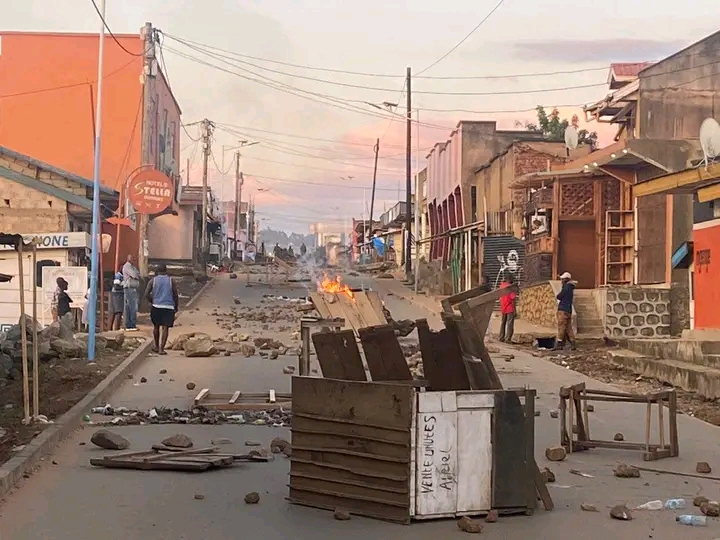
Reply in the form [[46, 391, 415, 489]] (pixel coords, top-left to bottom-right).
[[144, 264, 179, 355], [498, 275, 517, 343], [122, 254, 140, 331], [108, 271, 124, 330], [51, 277, 73, 329], [554, 272, 576, 351]]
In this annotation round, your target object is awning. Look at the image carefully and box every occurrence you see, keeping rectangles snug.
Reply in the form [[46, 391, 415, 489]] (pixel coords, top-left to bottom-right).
[[634, 162, 720, 198]]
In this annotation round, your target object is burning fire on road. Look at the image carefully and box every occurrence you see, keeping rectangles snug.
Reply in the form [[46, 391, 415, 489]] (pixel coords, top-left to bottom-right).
[[318, 274, 355, 300]]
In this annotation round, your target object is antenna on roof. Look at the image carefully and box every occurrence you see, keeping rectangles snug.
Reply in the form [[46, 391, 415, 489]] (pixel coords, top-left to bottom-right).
[[699, 117, 720, 168]]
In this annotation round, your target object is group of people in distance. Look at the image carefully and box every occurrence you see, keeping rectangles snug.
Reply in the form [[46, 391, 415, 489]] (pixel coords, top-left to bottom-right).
[[51, 254, 179, 355]]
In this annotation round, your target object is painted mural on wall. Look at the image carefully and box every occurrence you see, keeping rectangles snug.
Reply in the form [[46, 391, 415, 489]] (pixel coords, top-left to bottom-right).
[[483, 236, 525, 288]]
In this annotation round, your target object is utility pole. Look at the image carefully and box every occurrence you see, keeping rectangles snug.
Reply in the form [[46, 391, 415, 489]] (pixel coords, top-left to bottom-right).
[[138, 21, 155, 277], [368, 138, 380, 241], [414, 109, 421, 293], [405, 66, 413, 279], [200, 118, 213, 257], [235, 152, 241, 258]]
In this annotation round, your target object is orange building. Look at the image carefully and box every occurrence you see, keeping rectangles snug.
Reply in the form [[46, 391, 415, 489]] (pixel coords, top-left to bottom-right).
[[0, 27, 182, 270]]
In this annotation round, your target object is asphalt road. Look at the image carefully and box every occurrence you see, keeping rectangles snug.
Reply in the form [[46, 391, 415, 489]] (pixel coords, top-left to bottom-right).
[[1, 272, 720, 539]]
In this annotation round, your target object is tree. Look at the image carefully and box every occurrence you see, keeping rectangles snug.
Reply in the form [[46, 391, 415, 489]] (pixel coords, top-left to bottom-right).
[[520, 106, 598, 150]]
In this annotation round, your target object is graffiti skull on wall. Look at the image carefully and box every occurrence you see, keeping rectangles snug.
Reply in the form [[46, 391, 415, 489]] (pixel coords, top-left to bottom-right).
[[495, 249, 523, 287]]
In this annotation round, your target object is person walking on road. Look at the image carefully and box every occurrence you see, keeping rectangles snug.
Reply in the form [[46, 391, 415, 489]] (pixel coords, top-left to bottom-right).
[[555, 271, 577, 350], [498, 275, 517, 343], [144, 264, 179, 355], [122, 254, 141, 331]]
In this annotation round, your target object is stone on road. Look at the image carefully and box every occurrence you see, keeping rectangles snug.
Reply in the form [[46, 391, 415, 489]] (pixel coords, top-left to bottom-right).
[[161, 433, 194, 448], [90, 430, 130, 450]]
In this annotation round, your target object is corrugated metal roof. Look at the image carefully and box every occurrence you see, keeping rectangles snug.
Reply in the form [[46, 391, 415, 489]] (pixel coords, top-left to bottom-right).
[[610, 62, 654, 78]]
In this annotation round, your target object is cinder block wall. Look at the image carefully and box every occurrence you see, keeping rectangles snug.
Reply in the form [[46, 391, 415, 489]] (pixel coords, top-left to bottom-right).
[[604, 287, 671, 338]]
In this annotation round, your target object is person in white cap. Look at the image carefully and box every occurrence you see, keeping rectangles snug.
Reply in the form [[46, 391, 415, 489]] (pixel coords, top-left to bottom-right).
[[554, 271, 576, 350]]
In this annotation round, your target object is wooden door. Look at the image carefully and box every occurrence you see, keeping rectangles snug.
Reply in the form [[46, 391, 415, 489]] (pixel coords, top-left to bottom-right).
[[558, 221, 596, 288]]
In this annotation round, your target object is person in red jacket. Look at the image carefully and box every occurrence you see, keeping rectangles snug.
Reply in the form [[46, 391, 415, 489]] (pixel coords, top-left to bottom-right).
[[499, 274, 517, 343]]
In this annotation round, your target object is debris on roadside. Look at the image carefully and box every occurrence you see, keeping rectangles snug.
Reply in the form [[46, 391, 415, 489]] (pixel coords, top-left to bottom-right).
[[609, 504, 633, 520], [581, 503, 599, 512], [550, 410, 559, 419], [244, 492, 260, 504], [545, 446, 566, 462], [613, 433, 624, 441], [90, 429, 130, 450], [161, 433, 194, 448], [333, 509, 351, 521], [569, 469, 594, 478], [457, 516, 483, 533], [186, 382, 196, 390], [89, 404, 293, 427], [540, 467, 555, 483], [700, 501, 720, 516], [694, 495, 709, 507], [614, 463, 640, 478], [696, 461, 712, 474], [194, 493, 205, 500], [270, 437, 292, 456], [485, 509, 498, 523]]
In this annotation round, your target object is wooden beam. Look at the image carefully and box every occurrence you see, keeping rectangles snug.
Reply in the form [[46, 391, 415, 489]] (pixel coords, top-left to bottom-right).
[[634, 163, 720, 197], [696, 182, 720, 203]]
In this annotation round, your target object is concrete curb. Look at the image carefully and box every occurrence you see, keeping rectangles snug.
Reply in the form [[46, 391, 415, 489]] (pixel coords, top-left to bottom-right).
[[0, 277, 214, 500]]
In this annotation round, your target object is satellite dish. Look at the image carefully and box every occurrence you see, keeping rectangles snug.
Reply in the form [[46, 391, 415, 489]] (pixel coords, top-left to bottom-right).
[[699, 117, 720, 166], [564, 125, 579, 151]]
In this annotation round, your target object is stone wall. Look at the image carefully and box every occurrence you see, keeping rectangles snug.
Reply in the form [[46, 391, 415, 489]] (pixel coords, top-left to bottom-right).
[[669, 283, 691, 336], [604, 287, 671, 338]]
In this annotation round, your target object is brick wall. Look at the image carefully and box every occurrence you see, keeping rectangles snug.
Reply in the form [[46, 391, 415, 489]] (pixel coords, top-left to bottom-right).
[[0, 176, 68, 233], [513, 143, 568, 177]]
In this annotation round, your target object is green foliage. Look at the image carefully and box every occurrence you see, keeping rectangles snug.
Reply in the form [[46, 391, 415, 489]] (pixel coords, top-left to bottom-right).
[[522, 106, 598, 150]]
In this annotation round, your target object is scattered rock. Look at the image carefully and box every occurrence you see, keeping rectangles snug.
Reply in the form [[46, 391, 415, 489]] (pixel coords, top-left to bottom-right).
[[269, 350, 279, 360], [613, 463, 640, 478], [245, 440, 262, 447], [244, 492, 260, 504], [696, 461, 712, 474], [701, 501, 720, 517], [283, 366, 295, 375], [485, 509, 498, 523], [534, 410, 541, 417], [239, 344, 256, 357], [333, 509, 351, 520], [586, 404, 595, 412], [545, 446, 566, 462], [183, 335, 217, 357], [229, 273, 237, 279], [159, 369, 167, 374], [270, 437, 291, 454], [609, 504, 632, 521], [99, 331, 126, 350], [581, 503, 599, 512], [224, 351, 231, 356], [549, 410, 559, 419], [694, 495, 709, 507], [212, 438, 232, 445], [186, 382, 196, 390], [161, 433, 194, 448], [457, 516, 483, 533], [50, 338, 86, 357], [140, 377, 148, 383], [194, 493, 205, 500], [233, 297, 241, 304], [613, 433, 624, 441], [540, 467, 556, 483], [90, 429, 130, 450]]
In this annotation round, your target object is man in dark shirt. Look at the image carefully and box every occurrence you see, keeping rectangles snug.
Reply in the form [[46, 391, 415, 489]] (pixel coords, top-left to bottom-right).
[[555, 272, 576, 350]]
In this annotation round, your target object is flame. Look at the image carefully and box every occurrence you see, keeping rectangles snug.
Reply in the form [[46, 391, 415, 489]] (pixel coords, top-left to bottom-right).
[[318, 274, 355, 300]]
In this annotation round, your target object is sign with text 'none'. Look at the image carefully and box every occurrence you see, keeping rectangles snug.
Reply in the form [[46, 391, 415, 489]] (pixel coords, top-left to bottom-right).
[[127, 168, 174, 215]]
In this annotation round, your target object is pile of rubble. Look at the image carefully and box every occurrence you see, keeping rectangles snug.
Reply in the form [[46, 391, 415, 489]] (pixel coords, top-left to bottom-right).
[[400, 342, 424, 379], [90, 404, 292, 427], [0, 315, 136, 381], [169, 331, 300, 359]]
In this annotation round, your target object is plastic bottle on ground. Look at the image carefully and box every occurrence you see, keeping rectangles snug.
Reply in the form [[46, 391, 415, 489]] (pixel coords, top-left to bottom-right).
[[635, 500, 663, 511], [665, 499, 687, 510], [676, 515, 707, 526]]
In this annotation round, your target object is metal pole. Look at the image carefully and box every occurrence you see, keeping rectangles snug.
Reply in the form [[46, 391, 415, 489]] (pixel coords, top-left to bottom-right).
[[201, 119, 211, 256], [32, 243, 38, 419], [88, 0, 106, 362], [138, 22, 154, 278], [368, 139, 379, 242], [414, 109, 421, 294], [18, 243, 30, 424], [235, 152, 241, 258], [405, 66, 412, 278]]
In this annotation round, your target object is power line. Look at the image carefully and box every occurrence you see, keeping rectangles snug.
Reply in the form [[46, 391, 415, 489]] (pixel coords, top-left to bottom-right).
[[416, 0, 507, 76], [0, 57, 136, 99], [166, 35, 609, 96], [245, 172, 406, 192], [162, 32, 610, 80], [88, 0, 146, 57]]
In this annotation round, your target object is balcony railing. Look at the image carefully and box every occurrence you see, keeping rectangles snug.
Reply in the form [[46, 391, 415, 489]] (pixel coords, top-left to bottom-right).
[[485, 210, 513, 235], [525, 187, 554, 214]]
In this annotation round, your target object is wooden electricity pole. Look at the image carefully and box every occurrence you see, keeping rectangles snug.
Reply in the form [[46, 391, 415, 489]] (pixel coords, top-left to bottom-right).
[[200, 118, 213, 256], [405, 66, 413, 278], [235, 151, 241, 258], [368, 138, 380, 241]]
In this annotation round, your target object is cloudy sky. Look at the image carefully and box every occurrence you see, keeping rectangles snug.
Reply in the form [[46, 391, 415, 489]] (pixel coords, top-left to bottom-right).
[[3, 1, 718, 232]]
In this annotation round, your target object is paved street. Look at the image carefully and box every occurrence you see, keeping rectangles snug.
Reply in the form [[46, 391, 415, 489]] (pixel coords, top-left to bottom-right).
[[1, 273, 720, 539]]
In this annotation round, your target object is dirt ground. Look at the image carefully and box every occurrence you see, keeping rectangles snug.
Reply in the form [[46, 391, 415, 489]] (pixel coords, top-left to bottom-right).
[[0, 276, 205, 466], [529, 342, 720, 426]]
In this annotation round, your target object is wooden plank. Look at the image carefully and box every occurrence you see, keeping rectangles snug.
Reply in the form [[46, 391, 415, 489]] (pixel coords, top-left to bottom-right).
[[336, 293, 368, 331], [358, 325, 413, 382], [229, 391, 241, 404], [456, 284, 518, 312], [312, 330, 367, 381], [416, 318, 471, 391], [353, 292, 386, 327], [291, 377, 414, 431], [457, 408, 492, 512], [194, 388, 210, 405], [415, 392, 458, 516], [364, 290, 387, 322]]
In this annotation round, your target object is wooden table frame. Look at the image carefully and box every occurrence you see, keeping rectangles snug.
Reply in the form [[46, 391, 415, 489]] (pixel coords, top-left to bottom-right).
[[559, 382, 679, 461]]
